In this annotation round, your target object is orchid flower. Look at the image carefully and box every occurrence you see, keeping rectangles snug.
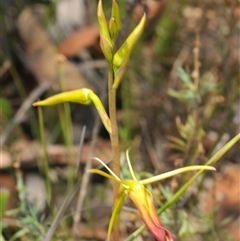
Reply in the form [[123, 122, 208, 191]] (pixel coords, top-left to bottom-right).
[[88, 150, 216, 241]]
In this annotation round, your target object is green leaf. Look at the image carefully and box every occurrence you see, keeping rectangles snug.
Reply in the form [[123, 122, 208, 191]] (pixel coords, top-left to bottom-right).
[[178, 68, 191, 84], [0, 98, 12, 118], [168, 135, 186, 147], [108, 190, 126, 238], [0, 189, 10, 218]]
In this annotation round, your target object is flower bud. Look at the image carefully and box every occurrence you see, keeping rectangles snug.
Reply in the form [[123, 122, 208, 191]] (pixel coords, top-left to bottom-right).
[[97, 0, 113, 61], [109, 0, 121, 41]]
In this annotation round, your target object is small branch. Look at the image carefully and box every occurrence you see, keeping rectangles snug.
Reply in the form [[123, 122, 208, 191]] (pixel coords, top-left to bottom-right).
[[72, 111, 101, 239], [75, 126, 86, 178], [43, 179, 81, 241], [192, 31, 201, 88]]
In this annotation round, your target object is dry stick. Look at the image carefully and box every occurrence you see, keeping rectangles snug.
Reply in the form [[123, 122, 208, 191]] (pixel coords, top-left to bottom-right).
[[170, 46, 190, 85], [79, 59, 108, 72], [192, 32, 200, 89], [0, 78, 56, 147], [184, 33, 201, 162], [43, 128, 87, 241], [72, 108, 101, 239], [77, 50, 105, 91], [75, 125, 86, 178], [0, 58, 106, 148], [43, 179, 81, 241]]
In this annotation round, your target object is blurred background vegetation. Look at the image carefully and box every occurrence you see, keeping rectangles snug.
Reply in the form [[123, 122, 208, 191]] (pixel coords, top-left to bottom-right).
[[1, 0, 239, 240]]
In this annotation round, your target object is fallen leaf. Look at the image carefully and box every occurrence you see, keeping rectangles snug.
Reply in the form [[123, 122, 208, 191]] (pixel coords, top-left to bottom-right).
[[17, 7, 91, 91], [0, 149, 12, 169], [59, 25, 100, 57]]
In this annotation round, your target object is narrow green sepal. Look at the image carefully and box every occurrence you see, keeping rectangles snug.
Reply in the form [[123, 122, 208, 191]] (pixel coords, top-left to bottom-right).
[[88, 169, 119, 182], [113, 13, 146, 68], [88, 91, 112, 134], [112, 64, 127, 90], [109, 17, 118, 43], [140, 165, 216, 185], [99, 34, 113, 61]]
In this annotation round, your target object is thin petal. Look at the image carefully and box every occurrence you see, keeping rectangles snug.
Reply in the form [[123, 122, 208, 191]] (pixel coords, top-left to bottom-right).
[[126, 149, 138, 181], [89, 91, 112, 133], [140, 165, 216, 185], [113, 13, 146, 68], [93, 157, 121, 181], [88, 169, 119, 182]]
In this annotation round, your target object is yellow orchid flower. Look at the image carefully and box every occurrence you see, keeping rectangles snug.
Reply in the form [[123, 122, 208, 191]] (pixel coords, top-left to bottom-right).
[[88, 150, 216, 240]]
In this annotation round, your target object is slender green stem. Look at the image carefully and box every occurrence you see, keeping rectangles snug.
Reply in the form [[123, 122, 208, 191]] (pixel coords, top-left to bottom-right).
[[57, 59, 75, 190], [109, 89, 120, 183], [107, 64, 120, 192], [57, 104, 74, 189], [108, 65, 120, 241], [38, 106, 52, 208]]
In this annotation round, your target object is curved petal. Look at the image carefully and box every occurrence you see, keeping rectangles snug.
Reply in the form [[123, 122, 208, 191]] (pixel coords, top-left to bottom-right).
[[140, 165, 216, 185], [88, 169, 119, 182]]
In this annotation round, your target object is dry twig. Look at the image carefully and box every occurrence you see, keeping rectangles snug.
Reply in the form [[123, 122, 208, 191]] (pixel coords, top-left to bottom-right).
[[0, 78, 56, 147]]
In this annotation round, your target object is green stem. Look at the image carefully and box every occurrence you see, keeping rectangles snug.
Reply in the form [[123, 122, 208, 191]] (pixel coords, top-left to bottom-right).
[[108, 65, 120, 240], [57, 60, 75, 190], [57, 104, 74, 189], [38, 107, 52, 208]]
